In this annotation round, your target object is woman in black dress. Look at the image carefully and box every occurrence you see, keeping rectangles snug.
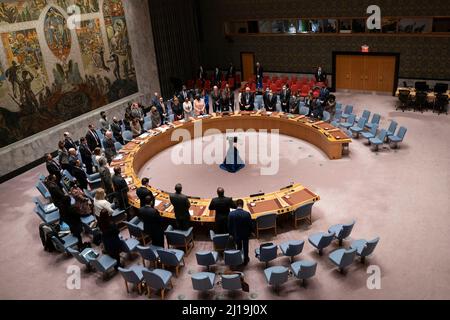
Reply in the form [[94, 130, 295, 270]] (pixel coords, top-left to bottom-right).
[[97, 209, 123, 268], [59, 195, 84, 247], [171, 96, 184, 121]]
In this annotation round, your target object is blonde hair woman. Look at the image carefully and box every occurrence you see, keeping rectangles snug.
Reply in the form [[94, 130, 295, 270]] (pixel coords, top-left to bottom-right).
[[93, 188, 114, 216]]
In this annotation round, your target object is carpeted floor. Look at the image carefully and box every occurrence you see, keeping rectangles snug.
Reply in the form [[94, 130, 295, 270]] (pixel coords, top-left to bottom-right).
[[0, 92, 449, 300]]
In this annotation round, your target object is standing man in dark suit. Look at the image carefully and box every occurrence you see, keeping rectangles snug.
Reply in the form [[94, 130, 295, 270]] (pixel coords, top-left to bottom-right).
[[86, 124, 101, 151], [103, 131, 116, 164], [45, 174, 66, 210], [178, 85, 191, 103], [110, 117, 124, 145], [169, 183, 191, 230], [228, 199, 252, 265], [255, 62, 263, 90], [63, 132, 77, 151], [139, 196, 165, 247], [71, 160, 88, 190], [263, 89, 277, 111], [78, 137, 93, 174], [314, 66, 327, 83], [45, 153, 62, 184], [209, 187, 236, 234], [213, 67, 222, 87], [280, 85, 291, 113], [112, 166, 129, 210], [239, 87, 254, 111], [136, 177, 154, 208]]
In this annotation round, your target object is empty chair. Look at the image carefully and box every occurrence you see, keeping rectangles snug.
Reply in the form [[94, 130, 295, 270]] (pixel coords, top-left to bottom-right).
[[308, 232, 334, 255], [279, 240, 304, 262], [142, 269, 173, 299], [33, 196, 58, 214], [355, 109, 371, 123], [51, 234, 79, 254], [121, 237, 140, 255], [137, 244, 163, 268], [221, 273, 243, 291], [255, 213, 277, 238], [255, 244, 278, 267], [330, 110, 342, 127], [224, 249, 244, 267], [435, 94, 448, 115], [124, 219, 149, 244], [341, 105, 353, 120], [335, 103, 342, 112], [322, 110, 331, 122], [210, 230, 230, 253], [361, 123, 378, 141], [118, 265, 147, 294], [291, 260, 317, 286], [165, 225, 194, 254], [264, 266, 289, 288], [36, 181, 51, 200], [143, 122, 152, 131], [349, 117, 368, 138], [114, 142, 123, 151], [191, 272, 216, 292], [388, 126, 407, 148], [396, 90, 410, 111], [385, 120, 398, 139], [157, 248, 185, 276], [350, 237, 380, 263], [299, 106, 309, 116], [195, 251, 219, 271], [414, 91, 428, 113], [365, 113, 381, 130], [87, 254, 117, 279], [369, 129, 388, 151], [122, 130, 133, 143], [339, 114, 356, 130], [328, 220, 356, 246], [292, 202, 313, 227], [328, 248, 357, 273], [67, 247, 96, 271]]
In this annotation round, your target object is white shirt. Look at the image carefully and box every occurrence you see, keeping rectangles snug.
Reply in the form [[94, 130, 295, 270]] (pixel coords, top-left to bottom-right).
[[93, 199, 114, 216]]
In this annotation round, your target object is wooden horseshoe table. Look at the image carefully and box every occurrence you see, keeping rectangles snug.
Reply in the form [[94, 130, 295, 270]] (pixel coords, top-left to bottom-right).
[[109, 111, 351, 223]]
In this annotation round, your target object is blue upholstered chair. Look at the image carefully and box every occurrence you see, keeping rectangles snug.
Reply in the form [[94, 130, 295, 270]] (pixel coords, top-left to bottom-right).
[[121, 238, 140, 254], [51, 234, 79, 254], [143, 121, 152, 131], [34, 203, 60, 224], [224, 250, 244, 267], [118, 265, 147, 294], [308, 232, 334, 255], [349, 117, 368, 138], [255, 244, 278, 267], [157, 248, 185, 277], [335, 103, 342, 112], [291, 260, 317, 286], [142, 268, 173, 299], [299, 106, 310, 116], [385, 120, 398, 138], [264, 266, 289, 287], [33, 196, 58, 214], [292, 202, 313, 227], [195, 251, 219, 271], [388, 126, 407, 149], [350, 237, 380, 263], [191, 272, 216, 292], [165, 225, 194, 254], [124, 218, 149, 245], [341, 105, 354, 120], [137, 244, 164, 268], [67, 247, 97, 271], [355, 109, 371, 123], [87, 254, 118, 279], [279, 240, 304, 262], [209, 230, 230, 253], [369, 129, 388, 151], [255, 213, 277, 238], [322, 111, 331, 122], [365, 113, 381, 130], [361, 123, 379, 141], [35, 181, 51, 200], [339, 114, 356, 130], [330, 110, 342, 127], [328, 220, 356, 246], [221, 273, 243, 291], [328, 248, 357, 273], [122, 130, 133, 143]]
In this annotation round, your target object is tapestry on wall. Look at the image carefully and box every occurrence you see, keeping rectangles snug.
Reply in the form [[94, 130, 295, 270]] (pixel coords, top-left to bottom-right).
[[0, 0, 137, 148]]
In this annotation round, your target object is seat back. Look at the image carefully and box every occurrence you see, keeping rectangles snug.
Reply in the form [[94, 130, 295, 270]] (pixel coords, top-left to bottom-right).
[[125, 222, 144, 240], [143, 122, 152, 131], [371, 113, 381, 125], [332, 110, 342, 122], [344, 105, 353, 115], [377, 129, 388, 141], [51, 236, 67, 253], [397, 126, 407, 140], [361, 110, 371, 120], [399, 90, 410, 103], [118, 267, 141, 284], [89, 258, 105, 272], [36, 181, 50, 199], [369, 123, 379, 135], [114, 142, 123, 151], [356, 117, 367, 128], [165, 230, 185, 246], [387, 120, 398, 133], [338, 220, 356, 240], [192, 273, 213, 291], [286, 240, 304, 256], [196, 251, 216, 266], [340, 248, 357, 268], [221, 274, 242, 290], [256, 213, 277, 229], [297, 260, 317, 279], [361, 237, 380, 257], [137, 245, 158, 262], [67, 247, 89, 265], [322, 111, 331, 122], [318, 232, 335, 248], [260, 245, 278, 261], [122, 130, 133, 142], [157, 249, 178, 266], [210, 230, 229, 251], [267, 267, 288, 285], [224, 250, 243, 266], [346, 114, 356, 124], [299, 106, 309, 115], [335, 103, 342, 112], [294, 203, 313, 219], [142, 270, 165, 290]]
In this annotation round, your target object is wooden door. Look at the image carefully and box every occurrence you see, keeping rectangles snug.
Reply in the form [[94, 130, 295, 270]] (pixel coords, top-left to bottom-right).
[[365, 56, 380, 91], [241, 52, 255, 83], [376, 56, 396, 92], [335, 55, 352, 89], [350, 56, 365, 91]]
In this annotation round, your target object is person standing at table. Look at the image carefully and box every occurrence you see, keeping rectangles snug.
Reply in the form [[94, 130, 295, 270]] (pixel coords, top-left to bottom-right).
[[209, 187, 236, 234], [139, 196, 165, 247], [169, 183, 191, 230], [86, 124, 101, 151], [221, 83, 234, 112], [228, 199, 252, 265], [46, 153, 62, 184], [240, 87, 254, 111], [263, 89, 277, 112], [98, 158, 114, 198], [194, 94, 206, 116], [183, 97, 194, 121], [112, 166, 129, 211], [210, 86, 221, 113], [136, 177, 154, 208], [79, 137, 94, 175], [280, 85, 291, 113], [255, 62, 264, 90], [103, 131, 117, 164]]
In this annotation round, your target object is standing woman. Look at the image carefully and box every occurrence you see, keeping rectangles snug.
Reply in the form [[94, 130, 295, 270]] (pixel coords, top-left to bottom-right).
[[201, 89, 209, 114], [58, 140, 70, 172], [171, 96, 184, 121], [183, 97, 194, 121], [221, 84, 234, 112], [210, 86, 221, 113], [97, 209, 123, 269], [158, 96, 167, 124], [194, 94, 206, 116]]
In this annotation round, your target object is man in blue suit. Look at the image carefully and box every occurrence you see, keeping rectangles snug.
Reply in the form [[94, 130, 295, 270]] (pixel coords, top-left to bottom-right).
[[228, 199, 253, 265]]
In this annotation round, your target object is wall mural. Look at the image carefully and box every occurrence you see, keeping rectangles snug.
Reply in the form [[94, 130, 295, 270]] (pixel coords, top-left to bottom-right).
[[0, 0, 138, 148]]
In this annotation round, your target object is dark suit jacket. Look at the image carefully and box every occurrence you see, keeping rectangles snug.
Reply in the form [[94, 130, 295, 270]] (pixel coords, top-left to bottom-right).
[[64, 138, 77, 151], [111, 122, 122, 140], [86, 130, 101, 151], [263, 93, 277, 111], [280, 89, 291, 107], [169, 192, 191, 222], [240, 92, 255, 110], [139, 205, 164, 245], [315, 70, 327, 82], [103, 138, 116, 162], [228, 208, 253, 240], [112, 174, 129, 194], [79, 143, 92, 166], [255, 66, 264, 80], [136, 186, 154, 208], [46, 181, 65, 208], [72, 166, 88, 190], [46, 160, 61, 177], [209, 196, 236, 222]]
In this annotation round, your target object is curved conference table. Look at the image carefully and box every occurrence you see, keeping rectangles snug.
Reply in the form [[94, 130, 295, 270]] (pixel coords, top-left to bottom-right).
[[109, 111, 351, 223]]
